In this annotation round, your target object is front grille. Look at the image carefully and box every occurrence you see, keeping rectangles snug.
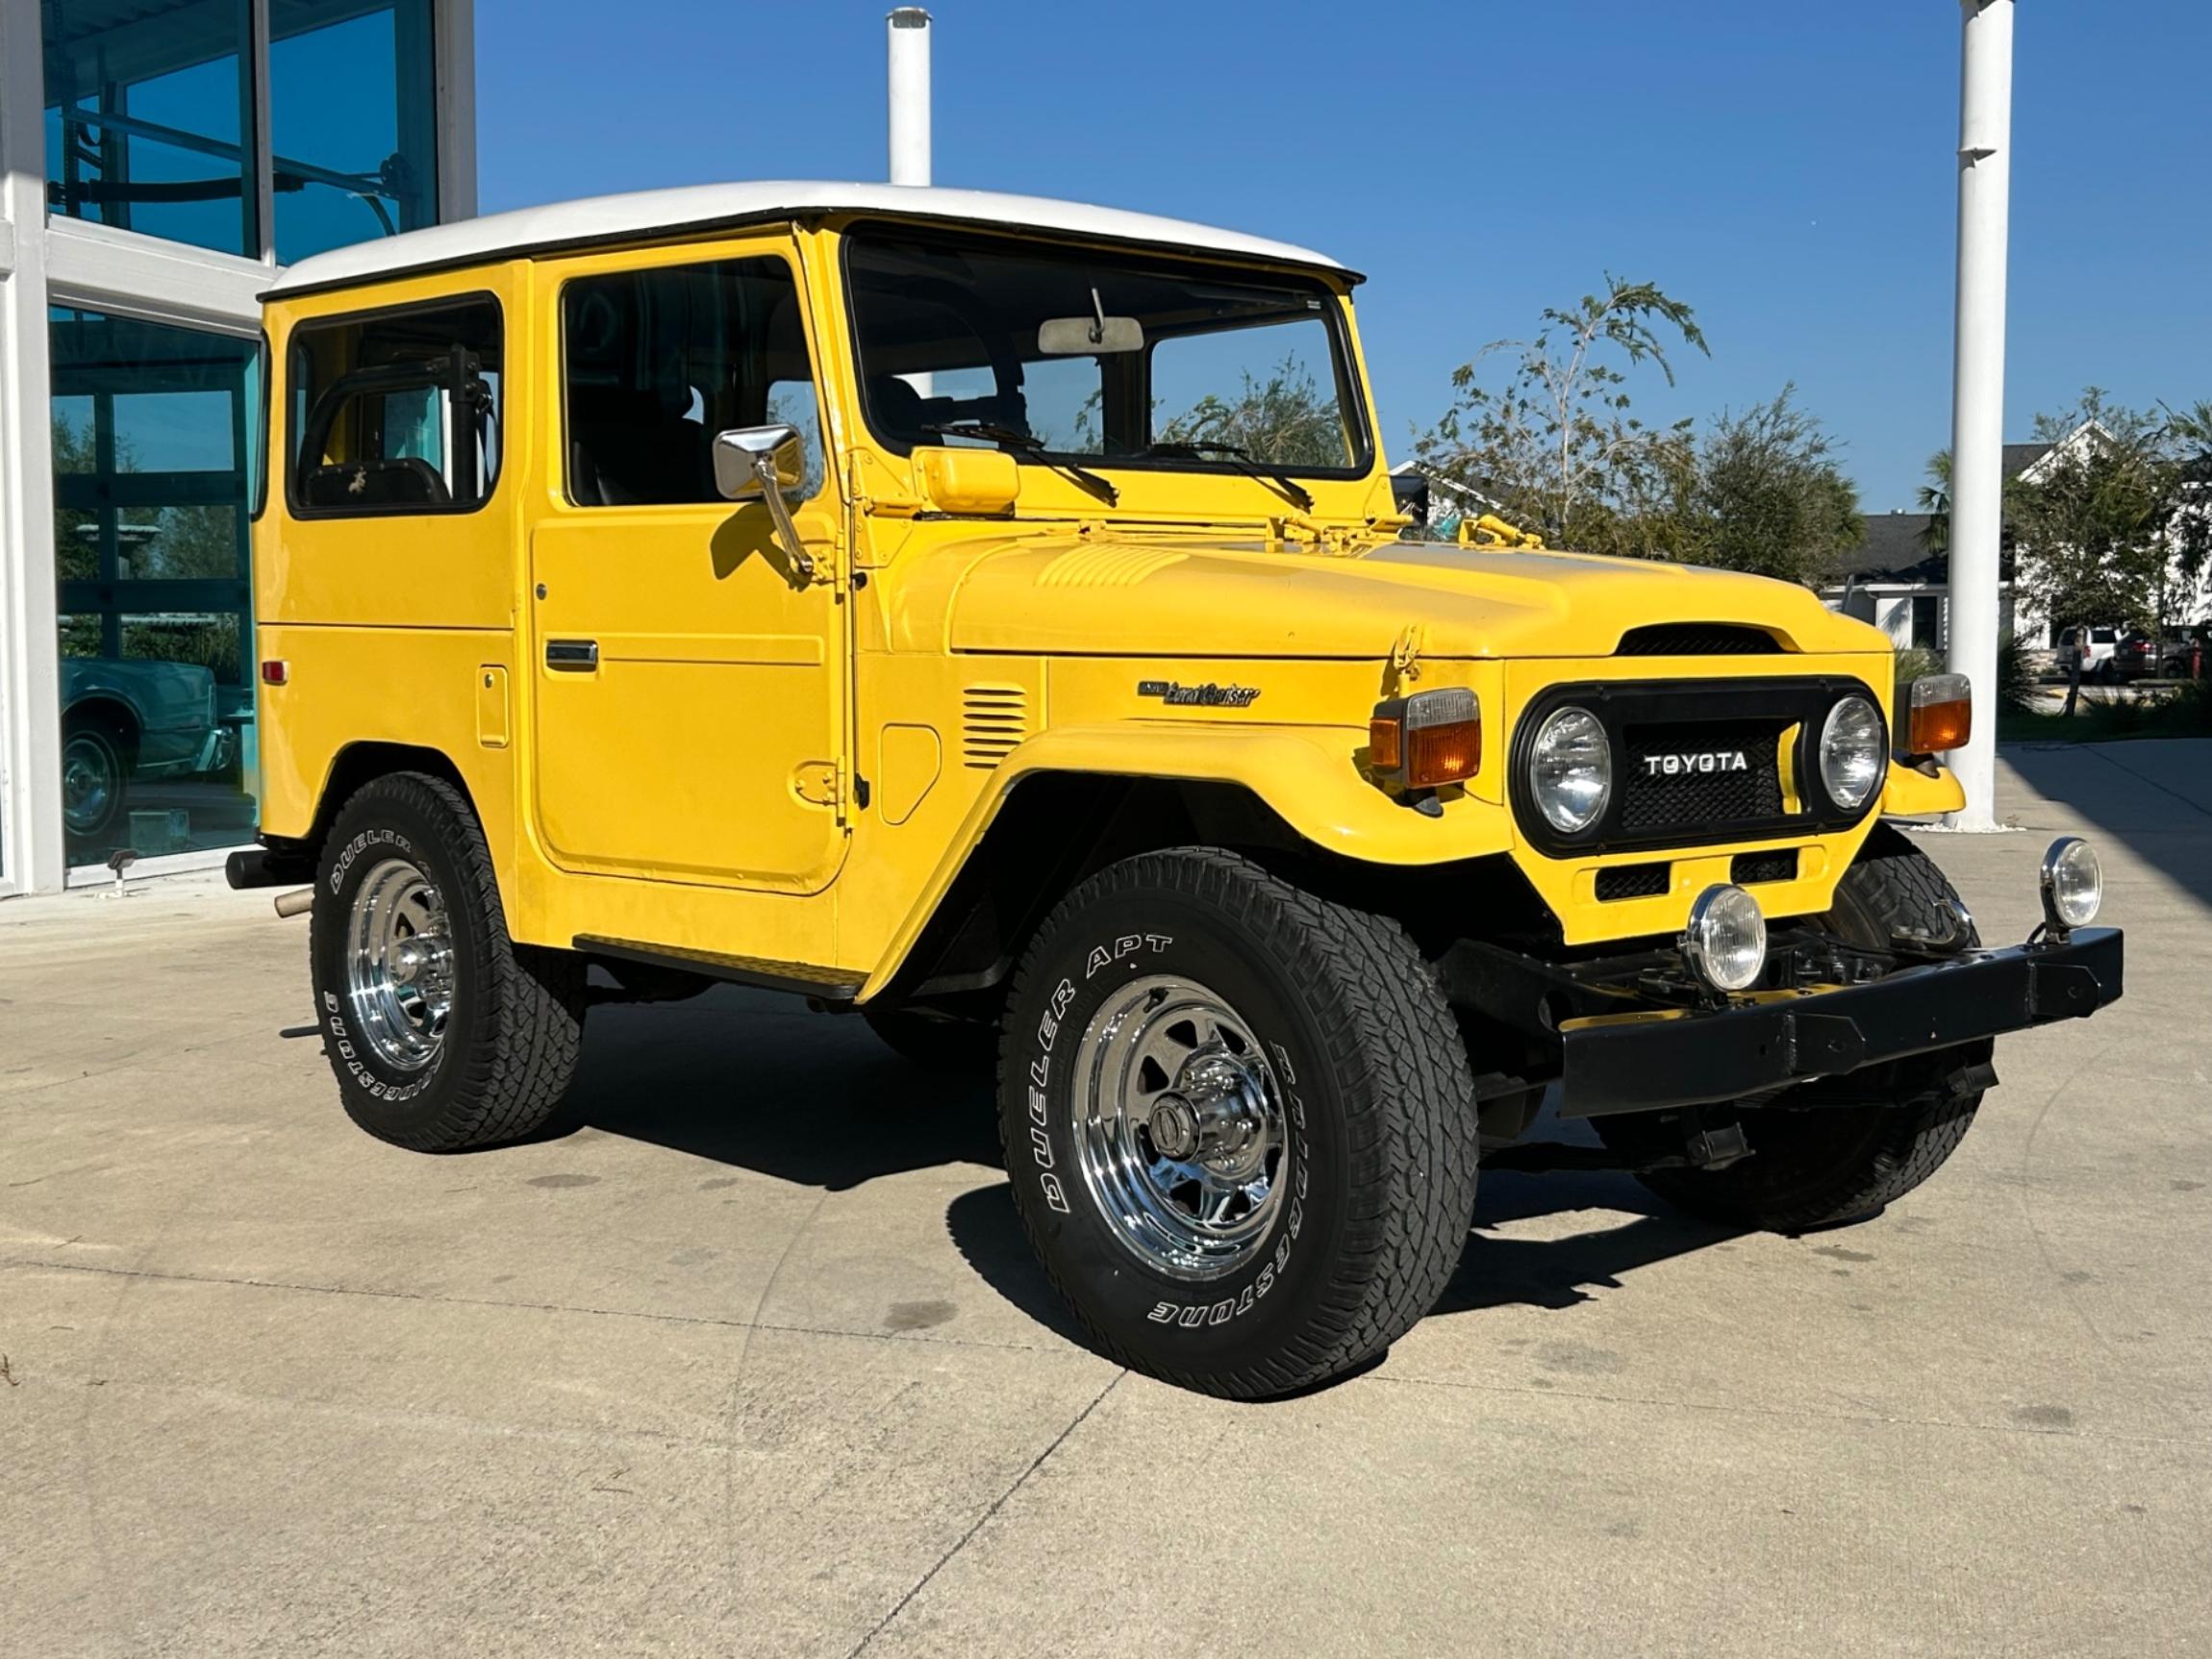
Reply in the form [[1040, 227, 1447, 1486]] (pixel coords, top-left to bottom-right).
[[1618, 718, 1786, 834], [1617, 623, 1782, 656], [1512, 676, 1877, 856], [1732, 847, 1798, 885], [1596, 863, 1670, 901]]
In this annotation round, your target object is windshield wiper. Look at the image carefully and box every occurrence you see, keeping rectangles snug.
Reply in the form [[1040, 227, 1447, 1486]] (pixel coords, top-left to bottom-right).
[[1143, 440, 1315, 512], [918, 420, 1118, 506]]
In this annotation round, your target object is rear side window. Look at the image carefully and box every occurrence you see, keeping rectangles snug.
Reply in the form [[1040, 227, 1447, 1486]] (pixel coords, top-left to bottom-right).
[[2090, 627, 2117, 643], [288, 295, 502, 515]]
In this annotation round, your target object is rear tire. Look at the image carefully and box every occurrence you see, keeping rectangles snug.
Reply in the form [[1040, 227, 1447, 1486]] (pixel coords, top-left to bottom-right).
[[311, 772, 587, 1151], [1599, 827, 1987, 1232], [998, 847, 1478, 1398]]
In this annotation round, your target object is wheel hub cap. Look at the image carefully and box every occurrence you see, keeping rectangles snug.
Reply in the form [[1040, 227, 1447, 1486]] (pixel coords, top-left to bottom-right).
[[342, 858, 454, 1072], [62, 740, 115, 832], [1071, 975, 1289, 1283]]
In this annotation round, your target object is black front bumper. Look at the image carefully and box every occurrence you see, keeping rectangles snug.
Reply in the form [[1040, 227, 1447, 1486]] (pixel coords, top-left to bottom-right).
[[1559, 927, 2124, 1118]]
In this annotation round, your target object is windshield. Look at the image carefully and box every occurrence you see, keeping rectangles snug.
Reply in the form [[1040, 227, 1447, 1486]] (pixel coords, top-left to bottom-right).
[[843, 224, 1369, 478]]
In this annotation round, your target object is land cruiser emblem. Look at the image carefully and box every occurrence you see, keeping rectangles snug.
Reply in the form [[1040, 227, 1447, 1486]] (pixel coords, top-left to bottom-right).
[[1643, 750, 1749, 778], [1138, 680, 1261, 708]]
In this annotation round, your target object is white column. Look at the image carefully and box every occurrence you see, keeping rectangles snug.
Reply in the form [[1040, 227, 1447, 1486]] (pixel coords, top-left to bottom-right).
[[1944, 0, 2013, 831], [0, 0, 67, 893], [887, 8, 931, 187], [434, 0, 478, 222]]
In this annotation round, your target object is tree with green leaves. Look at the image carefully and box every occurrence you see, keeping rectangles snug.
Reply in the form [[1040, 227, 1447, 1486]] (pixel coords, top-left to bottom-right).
[[2007, 390, 2177, 635], [1415, 274, 1707, 556], [1657, 387, 1864, 587], [1156, 357, 1345, 469], [2159, 399, 2212, 616], [1916, 450, 1951, 557]]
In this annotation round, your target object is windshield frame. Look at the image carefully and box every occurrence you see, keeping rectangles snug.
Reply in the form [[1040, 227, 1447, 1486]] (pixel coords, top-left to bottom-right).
[[837, 219, 1376, 487]]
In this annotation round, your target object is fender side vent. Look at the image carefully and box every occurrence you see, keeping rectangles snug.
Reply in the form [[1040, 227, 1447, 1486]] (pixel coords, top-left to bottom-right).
[[962, 684, 1029, 769], [1596, 863, 1670, 901]]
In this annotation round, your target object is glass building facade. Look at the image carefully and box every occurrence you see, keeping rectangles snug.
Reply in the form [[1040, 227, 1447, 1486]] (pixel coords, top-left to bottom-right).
[[0, 0, 473, 893]]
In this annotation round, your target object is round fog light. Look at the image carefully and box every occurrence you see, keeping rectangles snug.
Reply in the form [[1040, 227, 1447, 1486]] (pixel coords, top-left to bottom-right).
[[1682, 884, 1768, 993], [2039, 836, 2101, 931]]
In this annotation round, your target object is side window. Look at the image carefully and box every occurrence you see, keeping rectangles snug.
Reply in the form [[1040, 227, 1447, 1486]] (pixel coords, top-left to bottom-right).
[[561, 256, 824, 507], [288, 296, 501, 515]]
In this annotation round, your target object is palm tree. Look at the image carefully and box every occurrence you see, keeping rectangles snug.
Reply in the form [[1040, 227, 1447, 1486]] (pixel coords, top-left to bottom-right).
[[1917, 450, 1951, 556]]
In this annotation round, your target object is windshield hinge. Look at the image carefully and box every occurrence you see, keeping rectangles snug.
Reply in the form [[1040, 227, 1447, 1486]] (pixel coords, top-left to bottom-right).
[[1389, 622, 1427, 690], [1459, 512, 1546, 550]]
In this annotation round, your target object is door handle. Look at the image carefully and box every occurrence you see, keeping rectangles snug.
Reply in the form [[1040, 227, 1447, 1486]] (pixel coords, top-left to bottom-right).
[[545, 639, 599, 671]]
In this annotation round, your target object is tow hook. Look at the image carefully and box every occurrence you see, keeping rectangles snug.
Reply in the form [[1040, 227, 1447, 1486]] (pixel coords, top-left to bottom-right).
[[1686, 1121, 1751, 1169]]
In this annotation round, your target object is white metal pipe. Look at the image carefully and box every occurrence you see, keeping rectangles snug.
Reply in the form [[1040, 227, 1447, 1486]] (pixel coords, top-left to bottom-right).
[[1944, 0, 2014, 831], [887, 8, 931, 188]]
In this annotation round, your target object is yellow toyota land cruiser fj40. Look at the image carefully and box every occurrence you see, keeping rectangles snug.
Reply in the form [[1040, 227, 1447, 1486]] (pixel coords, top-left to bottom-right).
[[234, 183, 2124, 1398]]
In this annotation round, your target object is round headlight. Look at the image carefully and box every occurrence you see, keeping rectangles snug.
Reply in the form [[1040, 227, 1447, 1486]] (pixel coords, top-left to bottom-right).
[[1819, 695, 1885, 811], [1682, 884, 1768, 993], [1530, 706, 1612, 834], [2040, 836, 2101, 930]]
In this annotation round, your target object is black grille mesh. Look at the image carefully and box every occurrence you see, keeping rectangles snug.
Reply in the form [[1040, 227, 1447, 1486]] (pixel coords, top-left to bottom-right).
[[1732, 847, 1799, 885], [1619, 720, 1786, 833], [1617, 623, 1782, 656], [1596, 863, 1671, 901]]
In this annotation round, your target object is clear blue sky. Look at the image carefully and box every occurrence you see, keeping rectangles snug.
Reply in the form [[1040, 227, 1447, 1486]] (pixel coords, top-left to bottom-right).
[[477, 0, 2211, 512]]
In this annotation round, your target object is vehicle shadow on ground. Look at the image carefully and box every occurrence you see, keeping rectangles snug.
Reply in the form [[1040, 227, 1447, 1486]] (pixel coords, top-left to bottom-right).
[[550, 989, 1743, 1348], [2001, 740, 2212, 915], [540, 987, 1004, 1188], [1432, 1169, 1742, 1315], [943, 1168, 1741, 1345]]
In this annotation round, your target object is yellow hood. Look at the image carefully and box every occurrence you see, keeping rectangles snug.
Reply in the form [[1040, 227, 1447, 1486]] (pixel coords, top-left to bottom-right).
[[933, 535, 1887, 660]]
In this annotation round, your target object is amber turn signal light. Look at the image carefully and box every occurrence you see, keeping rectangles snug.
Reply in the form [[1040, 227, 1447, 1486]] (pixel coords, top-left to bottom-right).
[[1907, 672, 1972, 754], [1370, 688, 1480, 790]]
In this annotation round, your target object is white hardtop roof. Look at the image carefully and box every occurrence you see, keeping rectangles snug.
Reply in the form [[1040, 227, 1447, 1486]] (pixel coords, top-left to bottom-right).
[[265, 181, 1354, 298]]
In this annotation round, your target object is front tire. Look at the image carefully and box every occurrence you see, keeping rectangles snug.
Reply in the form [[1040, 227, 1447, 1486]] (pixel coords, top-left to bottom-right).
[[1600, 827, 1988, 1231], [999, 848, 1478, 1398], [311, 772, 587, 1151]]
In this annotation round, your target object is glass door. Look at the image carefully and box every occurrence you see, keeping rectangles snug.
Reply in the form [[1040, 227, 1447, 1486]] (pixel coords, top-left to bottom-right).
[[50, 306, 262, 867]]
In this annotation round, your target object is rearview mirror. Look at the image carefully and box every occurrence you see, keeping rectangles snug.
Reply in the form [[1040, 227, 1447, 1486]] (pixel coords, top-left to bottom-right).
[[713, 423, 804, 499], [1039, 314, 1144, 355], [713, 424, 815, 585]]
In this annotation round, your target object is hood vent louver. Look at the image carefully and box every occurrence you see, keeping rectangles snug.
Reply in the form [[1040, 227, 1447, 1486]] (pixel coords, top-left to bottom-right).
[[962, 684, 1029, 769], [1617, 623, 1785, 656]]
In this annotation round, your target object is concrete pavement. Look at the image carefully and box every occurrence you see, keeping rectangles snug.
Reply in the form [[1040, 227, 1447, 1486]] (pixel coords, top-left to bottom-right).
[[3, 742, 2208, 1657]]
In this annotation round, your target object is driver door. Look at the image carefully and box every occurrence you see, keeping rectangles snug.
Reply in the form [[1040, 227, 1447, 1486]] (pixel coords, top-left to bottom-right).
[[528, 240, 845, 892]]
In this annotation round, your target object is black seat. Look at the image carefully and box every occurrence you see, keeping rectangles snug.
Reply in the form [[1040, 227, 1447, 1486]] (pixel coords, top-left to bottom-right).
[[569, 385, 712, 505], [299, 457, 451, 509]]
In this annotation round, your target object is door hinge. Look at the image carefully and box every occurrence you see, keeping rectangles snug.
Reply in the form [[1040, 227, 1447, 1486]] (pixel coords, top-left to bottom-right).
[[792, 761, 840, 807]]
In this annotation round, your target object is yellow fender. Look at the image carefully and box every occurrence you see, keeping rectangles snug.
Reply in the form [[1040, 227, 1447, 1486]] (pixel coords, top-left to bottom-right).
[[861, 722, 1515, 999], [1880, 759, 1968, 817]]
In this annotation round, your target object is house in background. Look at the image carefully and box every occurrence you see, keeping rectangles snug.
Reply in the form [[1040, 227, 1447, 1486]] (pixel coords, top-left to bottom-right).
[[1821, 440, 2078, 651]]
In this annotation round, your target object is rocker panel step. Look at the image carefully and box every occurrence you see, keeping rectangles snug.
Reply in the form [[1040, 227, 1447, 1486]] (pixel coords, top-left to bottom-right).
[[574, 935, 865, 1002]]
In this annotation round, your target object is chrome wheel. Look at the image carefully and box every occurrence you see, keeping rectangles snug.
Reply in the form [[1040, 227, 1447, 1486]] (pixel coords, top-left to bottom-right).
[[62, 730, 120, 837], [343, 857, 455, 1072], [1070, 974, 1289, 1282]]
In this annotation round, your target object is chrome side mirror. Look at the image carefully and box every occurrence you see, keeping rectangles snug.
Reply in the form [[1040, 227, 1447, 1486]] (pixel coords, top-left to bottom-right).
[[713, 424, 814, 584]]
